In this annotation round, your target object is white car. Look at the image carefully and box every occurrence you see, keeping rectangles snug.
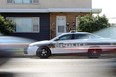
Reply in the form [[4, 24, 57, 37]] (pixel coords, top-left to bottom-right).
[[24, 32, 116, 58]]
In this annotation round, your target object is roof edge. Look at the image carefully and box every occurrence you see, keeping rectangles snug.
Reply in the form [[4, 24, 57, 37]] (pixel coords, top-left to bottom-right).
[[0, 8, 102, 13]]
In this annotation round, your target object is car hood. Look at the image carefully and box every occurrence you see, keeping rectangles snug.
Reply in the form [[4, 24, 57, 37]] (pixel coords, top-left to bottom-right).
[[29, 40, 51, 46]]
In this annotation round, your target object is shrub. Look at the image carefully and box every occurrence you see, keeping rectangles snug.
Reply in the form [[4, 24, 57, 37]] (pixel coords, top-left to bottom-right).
[[78, 15, 110, 33], [0, 16, 15, 35]]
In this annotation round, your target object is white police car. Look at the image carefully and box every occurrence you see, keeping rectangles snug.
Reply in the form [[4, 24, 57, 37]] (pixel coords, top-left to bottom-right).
[[24, 32, 116, 58]]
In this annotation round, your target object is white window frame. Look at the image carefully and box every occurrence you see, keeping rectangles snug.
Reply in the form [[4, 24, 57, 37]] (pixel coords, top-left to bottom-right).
[[7, 0, 39, 4], [7, 17, 40, 33], [56, 16, 66, 36], [76, 17, 78, 31]]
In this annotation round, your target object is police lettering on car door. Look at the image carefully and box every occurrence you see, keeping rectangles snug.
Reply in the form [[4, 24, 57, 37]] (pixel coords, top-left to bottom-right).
[[54, 43, 84, 48]]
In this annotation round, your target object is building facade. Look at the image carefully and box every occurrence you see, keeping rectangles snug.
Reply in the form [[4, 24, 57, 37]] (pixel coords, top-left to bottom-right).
[[0, 0, 101, 40]]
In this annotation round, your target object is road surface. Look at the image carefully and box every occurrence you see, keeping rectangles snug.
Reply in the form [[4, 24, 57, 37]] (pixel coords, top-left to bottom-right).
[[0, 57, 115, 77]]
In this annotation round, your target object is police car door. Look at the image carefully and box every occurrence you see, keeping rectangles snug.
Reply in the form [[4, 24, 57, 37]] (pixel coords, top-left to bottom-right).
[[51, 34, 74, 54]]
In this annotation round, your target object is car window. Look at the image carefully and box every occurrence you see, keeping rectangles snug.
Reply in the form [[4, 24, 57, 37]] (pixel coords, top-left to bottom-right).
[[74, 34, 90, 39], [58, 34, 73, 41], [89, 34, 102, 39], [74, 33, 102, 39]]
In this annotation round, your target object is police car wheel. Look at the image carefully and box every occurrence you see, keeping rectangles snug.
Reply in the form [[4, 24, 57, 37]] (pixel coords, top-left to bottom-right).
[[36, 47, 51, 58], [88, 49, 101, 58]]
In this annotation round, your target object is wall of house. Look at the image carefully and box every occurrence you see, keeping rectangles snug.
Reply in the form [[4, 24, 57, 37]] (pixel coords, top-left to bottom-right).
[[50, 13, 89, 39], [1, 13, 50, 41], [39, 0, 92, 8], [0, 0, 92, 9]]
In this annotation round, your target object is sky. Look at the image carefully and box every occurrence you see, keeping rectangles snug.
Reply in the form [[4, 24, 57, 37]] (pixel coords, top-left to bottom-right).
[[92, 0, 116, 23]]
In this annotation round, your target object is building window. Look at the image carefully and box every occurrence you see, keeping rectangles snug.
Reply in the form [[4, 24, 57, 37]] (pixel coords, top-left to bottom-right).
[[14, 0, 23, 3], [7, 0, 12, 3], [7, 0, 39, 4], [7, 17, 40, 33]]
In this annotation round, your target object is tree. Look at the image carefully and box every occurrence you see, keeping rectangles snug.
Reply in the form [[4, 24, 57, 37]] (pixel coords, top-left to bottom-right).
[[0, 16, 15, 35], [77, 15, 110, 33]]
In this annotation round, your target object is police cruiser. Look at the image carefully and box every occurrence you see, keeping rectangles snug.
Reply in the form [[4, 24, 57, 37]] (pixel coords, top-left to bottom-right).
[[24, 32, 116, 58]]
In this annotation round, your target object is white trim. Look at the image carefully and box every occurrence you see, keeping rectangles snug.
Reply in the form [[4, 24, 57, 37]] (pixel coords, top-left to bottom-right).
[[0, 8, 102, 13], [76, 17, 78, 31], [0, 9, 48, 13], [48, 8, 102, 13]]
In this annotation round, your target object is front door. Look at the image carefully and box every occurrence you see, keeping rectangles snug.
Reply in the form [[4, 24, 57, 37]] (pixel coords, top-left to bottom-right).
[[56, 16, 66, 36]]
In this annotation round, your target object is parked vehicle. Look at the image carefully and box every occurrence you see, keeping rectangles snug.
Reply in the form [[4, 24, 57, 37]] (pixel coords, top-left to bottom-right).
[[24, 32, 116, 58]]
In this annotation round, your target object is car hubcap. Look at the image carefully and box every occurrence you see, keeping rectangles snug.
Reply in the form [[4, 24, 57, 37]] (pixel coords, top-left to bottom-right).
[[41, 49, 47, 56], [91, 49, 99, 56]]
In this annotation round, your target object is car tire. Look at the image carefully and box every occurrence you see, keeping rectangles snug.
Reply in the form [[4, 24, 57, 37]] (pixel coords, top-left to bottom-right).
[[36, 47, 51, 58], [88, 47, 102, 58]]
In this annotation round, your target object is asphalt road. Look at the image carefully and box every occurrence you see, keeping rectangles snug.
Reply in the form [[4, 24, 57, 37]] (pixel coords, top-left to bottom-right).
[[0, 57, 116, 77]]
